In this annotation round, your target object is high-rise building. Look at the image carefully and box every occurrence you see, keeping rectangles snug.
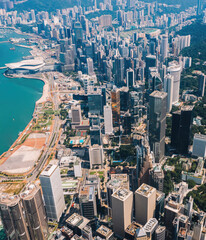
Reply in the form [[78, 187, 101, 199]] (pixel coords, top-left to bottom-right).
[[87, 58, 94, 76], [192, 134, 206, 158], [0, 184, 48, 240], [164, 74, 174, 112], [74, 159, 82, 177], [144, 218, 158, 239], [89, 145, 104, 169], [96, 225, 114, 239], [20, 184, 48, 240], [0, 195, 30, 240], [135, 184, 156, 225], [71, 105, 82, 125], [104, 105, 113, 135], [40, 164, 65, 221], [171, 106, 193, 154], [99, 15, 112, 28], [198, 73, 205, 97], [167, 62, 182, 104], [149, 91, 167, 162], [79, 186, 97, 220], [127, 68, 134, 88], [114, 57, 124, 87], [149, 165, 164, 192], [111, 88, 120, 126], [155, 226, 166, 240], [74, 21, 83, 43], [88, 93, 103, 115], [90, 125, 102, 145], [112, 187, 133, 238], [120, 87, 129, 112], [145, 55, 156, 81], [160, 34, 168, 62], [197, 0, 202, 15]]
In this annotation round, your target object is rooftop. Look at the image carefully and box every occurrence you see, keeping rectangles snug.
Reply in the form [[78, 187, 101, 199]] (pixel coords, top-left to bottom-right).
[[125, 222, 142, 236], [20, 184, 40, 200], [194, 133, 206, 140], [40, 164, 57, 177], [150, 91, 167, 99], [96, 225, 113, 237], [66, 213, 83, 227], [144, 218, 158, 232], [0, 194, 20, 206], [135, 183, 156, 197], [112, 187, 132, 201]]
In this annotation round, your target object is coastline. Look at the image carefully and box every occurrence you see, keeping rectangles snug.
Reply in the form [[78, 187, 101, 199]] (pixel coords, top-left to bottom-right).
[[0, 29, 51, 160]]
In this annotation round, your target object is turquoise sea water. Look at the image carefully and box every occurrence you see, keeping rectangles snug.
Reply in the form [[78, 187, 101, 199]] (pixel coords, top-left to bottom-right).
[[0, 29, 44, 155]]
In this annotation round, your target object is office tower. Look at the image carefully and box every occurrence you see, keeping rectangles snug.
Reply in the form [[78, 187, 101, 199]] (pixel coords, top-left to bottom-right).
[[74, 21, 83, 43], [85, 175, 101, 201], [79, 186, 97, 220], [155, 226, 166, 240], [0, 195, 30, 240], [107, 174, 129, 211], [171, 106, 193, 154], [90, 125, 102, 145], [167, 63, 182, 103], [164, 201, 180, 239], [89, 145, 104, 169], [111, 88, 120, 126], [81, 225, 93, 240], [192, 134, 206, 158], [127, 68, 134, 88], [149, 91, 167, 163], [129, 91, 143, 124], [155, 191, 165, 221], [135, 184, 156, 225], [66, 213, 90, 236], [144, 218, 158, 239], [21, 184, 48, 240], [197, 0, 202, 15], [164, 74, 174, 112], [74, 159, 82, 177], [149, 165, 164, 192], [88, 93, 103, 115], [160, 34, 168, 62], [112, 187, 133, 239], [40, 164, 65, 221], [198, 73, 205, 97], [71, 105, 82, 125], [104, 105, 113, 135], [99, 15, 112, 28], [96, 225, 114, 239], [120, 87, 130, 111], [145, 55, 156, 81], [87, 58, 94, 76], [114, 57, 124, 87], [123, 111, 132, 135], [101, 87, 107, 106]]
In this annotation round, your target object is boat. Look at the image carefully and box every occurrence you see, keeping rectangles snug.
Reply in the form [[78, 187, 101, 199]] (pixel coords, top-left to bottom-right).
[[10, 47, 15, 50]]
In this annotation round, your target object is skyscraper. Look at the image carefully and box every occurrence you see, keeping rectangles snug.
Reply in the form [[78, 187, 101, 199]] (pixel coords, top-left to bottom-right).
[[198, 73, 205, 97], [112, 187, 133, 238], [171, 106, 194, 154], [135, 183, 156, 225], [164, 74, 174, 112], [20, 185, 49, 240], [71, 105, 82, 125], [104, 105, 113, 135], [111, 88, 120, 126], [89, 145, 104, 169], [87, 58, 94, 76], [40, 164, 66, 221], [167, 63, 182, 104], [149, 91, 167, 163], [114, 57, 124, 87], [160, 34, 168, 62], [197, 0, 202, 15], [127, 68, 134, 88], [0, 195, 30, 240], [79, 185, 97, 220]]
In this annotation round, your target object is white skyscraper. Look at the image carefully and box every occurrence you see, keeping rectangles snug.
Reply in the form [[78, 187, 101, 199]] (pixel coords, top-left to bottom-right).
[[160, 34, 168, 62], [87, 58, 94, 76], [164, 74, 174, 112], [112, 187, 133, 239], [104, 105, 113, 135], [40, 164, 65, 221], [167, 62, 182, 104]]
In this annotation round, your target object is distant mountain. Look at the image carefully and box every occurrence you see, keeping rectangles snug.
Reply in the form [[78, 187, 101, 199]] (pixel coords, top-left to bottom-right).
[[14, 0, 93, 12]]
